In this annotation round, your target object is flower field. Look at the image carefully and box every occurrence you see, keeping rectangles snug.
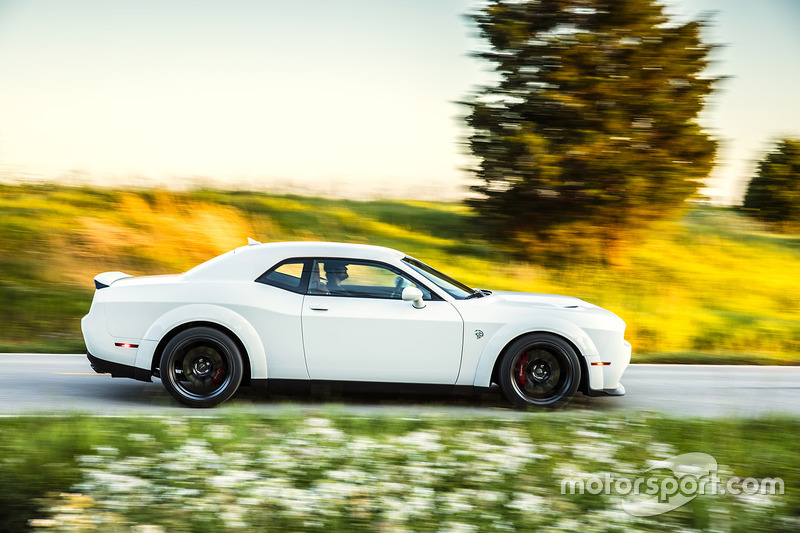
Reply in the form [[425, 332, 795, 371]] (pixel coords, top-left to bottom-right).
[[1, 413, 797, 532]]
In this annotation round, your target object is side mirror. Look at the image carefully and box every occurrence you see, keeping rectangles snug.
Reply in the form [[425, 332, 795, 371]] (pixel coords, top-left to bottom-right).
[[401, 286, 426, 309]]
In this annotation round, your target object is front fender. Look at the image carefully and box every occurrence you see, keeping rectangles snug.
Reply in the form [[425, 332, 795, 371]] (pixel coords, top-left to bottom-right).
[[133, 304, 267, 380], [470, 316, 599, 388]]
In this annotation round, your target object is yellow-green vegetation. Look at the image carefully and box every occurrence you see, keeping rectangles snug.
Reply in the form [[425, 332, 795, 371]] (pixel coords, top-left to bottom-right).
[[1, 413, 798, 531], [1, 183, 798, 363]]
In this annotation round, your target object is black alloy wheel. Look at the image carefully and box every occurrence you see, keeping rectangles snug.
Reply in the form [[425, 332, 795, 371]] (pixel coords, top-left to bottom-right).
[[159, 327, 244, 408], [499, 333, 581, 408]]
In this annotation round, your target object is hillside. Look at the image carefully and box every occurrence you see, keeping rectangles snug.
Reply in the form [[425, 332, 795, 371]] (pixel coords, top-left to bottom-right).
[[1, 183, 798, 363]]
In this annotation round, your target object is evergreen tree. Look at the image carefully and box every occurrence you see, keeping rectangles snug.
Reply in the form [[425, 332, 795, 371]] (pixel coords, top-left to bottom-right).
[[465, 0, 719, 259], [743, 138, 800, 225]]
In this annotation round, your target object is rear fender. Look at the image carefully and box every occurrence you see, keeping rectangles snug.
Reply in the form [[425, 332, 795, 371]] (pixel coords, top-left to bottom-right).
[[133, 304, 267, 379]]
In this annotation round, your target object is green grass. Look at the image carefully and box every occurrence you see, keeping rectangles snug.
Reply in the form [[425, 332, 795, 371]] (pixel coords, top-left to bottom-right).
[[2, 413, 799, 531], [1, 183, 799, 362]]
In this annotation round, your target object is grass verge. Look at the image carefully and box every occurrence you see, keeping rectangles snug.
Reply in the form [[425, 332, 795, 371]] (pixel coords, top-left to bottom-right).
[[1, 183, 798, 362]]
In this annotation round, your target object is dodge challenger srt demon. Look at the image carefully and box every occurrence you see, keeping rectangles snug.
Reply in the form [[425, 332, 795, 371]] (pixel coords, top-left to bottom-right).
[[82, 240, 630, 407]]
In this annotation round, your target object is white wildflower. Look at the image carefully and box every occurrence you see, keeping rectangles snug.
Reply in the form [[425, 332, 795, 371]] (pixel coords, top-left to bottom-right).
[[441, 490, 473, 513], [347, 436, 382, 454], [219, 505, 249, 528], [573, 430, 611, 440], [327, 468, 374, 485], [570, 440, 620, 463], [92, 445, 119, 456], [438, 520, 478, 533], [204, 424, 233, 440], [381, 495, 411, 523], [278, 487, 319, 516], [209, 469, 259, 489], [127, 433, 155, 443], [507, 492, 546, 511], [396, 430, 444, 453], [474, 490, 504, 504], [132, 526, 167, 533], [301, 417, 345, 441], [405, 486, 435, 515], [647, 441, 677, 458], [734, 490, 779, 509]]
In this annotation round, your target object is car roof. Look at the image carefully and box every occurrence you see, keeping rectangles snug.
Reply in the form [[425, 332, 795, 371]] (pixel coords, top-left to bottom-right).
[[184, 241, 406, 281]]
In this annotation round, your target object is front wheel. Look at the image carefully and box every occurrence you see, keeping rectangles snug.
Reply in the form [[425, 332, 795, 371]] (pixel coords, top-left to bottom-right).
[[159, 327, 244, 408], [498, 333, 581, 408]]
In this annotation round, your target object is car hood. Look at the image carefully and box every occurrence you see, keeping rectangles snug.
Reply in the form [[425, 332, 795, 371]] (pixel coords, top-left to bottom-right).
[[488, 291, 597, 309]]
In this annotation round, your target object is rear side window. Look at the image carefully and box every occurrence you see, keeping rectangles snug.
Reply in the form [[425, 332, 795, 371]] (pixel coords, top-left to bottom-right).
[[256, 260, 309, 293]]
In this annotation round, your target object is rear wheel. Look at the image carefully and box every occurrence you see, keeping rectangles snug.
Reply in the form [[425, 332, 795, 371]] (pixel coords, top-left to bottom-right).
[[159, 327, 244, 408], [498, 333, 580, 408]]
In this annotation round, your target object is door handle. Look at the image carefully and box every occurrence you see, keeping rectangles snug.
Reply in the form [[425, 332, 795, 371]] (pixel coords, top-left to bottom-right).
[[309, 306, 329, 311]]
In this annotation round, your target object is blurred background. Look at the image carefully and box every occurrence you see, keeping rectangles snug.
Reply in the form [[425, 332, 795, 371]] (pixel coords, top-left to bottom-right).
[[0, 0, 798, 360], [1, 3, 800, 531], [1, 0, 798, 201]]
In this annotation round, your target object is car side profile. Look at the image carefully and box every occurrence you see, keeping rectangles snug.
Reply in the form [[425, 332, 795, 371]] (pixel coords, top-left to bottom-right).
[[82, 240, 630, 407]]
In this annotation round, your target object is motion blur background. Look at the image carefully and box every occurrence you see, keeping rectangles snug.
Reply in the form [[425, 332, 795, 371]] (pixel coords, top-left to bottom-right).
[[1, 2, 800, 531], [0, 0, 798, 202], [0, 0, 798, 360]]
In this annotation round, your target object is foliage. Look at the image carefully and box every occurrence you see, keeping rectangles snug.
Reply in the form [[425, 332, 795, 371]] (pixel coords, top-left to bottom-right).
[[464, 0, 719, 260], [743, 138, 800, 226], [0, 413, 797, 532], [0, 184, 798, 361]]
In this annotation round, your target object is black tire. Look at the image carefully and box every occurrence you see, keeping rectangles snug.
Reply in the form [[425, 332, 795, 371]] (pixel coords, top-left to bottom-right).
[[159, 327, 244, 408], [498, 333, 581, 408]]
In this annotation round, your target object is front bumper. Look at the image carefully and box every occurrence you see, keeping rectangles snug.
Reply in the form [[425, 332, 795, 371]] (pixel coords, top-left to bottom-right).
[[583, 337, 631, 396], [585, 383, 626, 397]]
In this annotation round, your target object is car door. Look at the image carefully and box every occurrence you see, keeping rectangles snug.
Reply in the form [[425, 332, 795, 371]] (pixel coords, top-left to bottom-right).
[[301, 259, 464, 384]]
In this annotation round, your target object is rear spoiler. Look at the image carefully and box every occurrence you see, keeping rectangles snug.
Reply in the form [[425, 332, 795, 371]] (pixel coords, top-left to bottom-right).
[[94, 271, 134, 289]]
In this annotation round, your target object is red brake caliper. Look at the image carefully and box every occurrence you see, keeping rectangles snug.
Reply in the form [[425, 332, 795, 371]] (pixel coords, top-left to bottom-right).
[[211, 364, 225, 384], [517, 354, 528, 386]]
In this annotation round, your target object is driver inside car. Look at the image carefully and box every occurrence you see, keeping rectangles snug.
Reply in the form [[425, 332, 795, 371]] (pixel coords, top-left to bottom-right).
[[323, 261, 349, 294]]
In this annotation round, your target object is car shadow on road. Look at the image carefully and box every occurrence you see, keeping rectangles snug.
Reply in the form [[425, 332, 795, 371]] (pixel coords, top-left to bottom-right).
[[221, 383, 626, 414]]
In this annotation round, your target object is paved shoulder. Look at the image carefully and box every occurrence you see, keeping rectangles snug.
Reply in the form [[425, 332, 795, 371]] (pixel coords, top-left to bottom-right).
[[587, 364, 800, 417]]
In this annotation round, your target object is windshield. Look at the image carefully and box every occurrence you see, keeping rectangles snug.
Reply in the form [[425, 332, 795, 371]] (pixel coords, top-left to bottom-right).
[[403, 257, 476, 300]]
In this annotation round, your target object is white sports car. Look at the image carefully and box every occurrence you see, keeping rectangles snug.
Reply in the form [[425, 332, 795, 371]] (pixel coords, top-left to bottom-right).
[[82, 240, 630, 408]]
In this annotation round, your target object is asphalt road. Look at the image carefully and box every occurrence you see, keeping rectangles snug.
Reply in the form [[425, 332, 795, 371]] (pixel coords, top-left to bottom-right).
[[2, 353, 799, 418]]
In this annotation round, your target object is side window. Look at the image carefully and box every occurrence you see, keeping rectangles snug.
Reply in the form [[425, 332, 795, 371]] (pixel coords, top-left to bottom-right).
[[312, 260, 431, 300], [256, 260, 308, 293]]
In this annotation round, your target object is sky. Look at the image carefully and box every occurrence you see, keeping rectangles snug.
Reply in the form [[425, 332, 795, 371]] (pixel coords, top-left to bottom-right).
[[0, 0, 798, 203]]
